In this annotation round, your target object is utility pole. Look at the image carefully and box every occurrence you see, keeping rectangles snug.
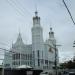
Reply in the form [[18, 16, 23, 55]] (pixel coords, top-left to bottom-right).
[[2, 50, 5, 75], [53, 44, 61, 75], [73, 41, 75, 47], [54, 44, 61, 75], [55, 45, 57, 75], [73, 40, 75, 57], [47, 44, 61, 75]]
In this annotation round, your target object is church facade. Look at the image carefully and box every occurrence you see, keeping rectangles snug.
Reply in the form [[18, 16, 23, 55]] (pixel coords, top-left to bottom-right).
[[4, 11, 58, 70]]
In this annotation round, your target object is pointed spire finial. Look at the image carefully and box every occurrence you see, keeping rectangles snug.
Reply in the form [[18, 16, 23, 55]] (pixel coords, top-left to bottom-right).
[[19, 27, 21, 34], [50, 26, 53, 32], [17, 31, 22, 42], [50, 24, 52, 31], [35, 1, 38, 17], [19, 31, 21, 36], [35, 11, 38, 16]]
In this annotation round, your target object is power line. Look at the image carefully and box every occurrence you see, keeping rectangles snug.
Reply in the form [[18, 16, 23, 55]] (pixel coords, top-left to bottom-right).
[[0, 48, 20, 54], [14, 0, 32, 16], [0, 59, 4, 60], [5, 0, 32, 28], [0, 47, 21, 61], [6, 0, 27, 17], [0, 42, 8, 46], [0, 42, 11, 49], [10, 0, 27, 16], [62, 0, 75, 25], [6, 0, 32, 17]]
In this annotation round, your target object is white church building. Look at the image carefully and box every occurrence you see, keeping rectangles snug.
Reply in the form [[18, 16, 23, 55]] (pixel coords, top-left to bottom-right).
[[4, 11, 59, 70]]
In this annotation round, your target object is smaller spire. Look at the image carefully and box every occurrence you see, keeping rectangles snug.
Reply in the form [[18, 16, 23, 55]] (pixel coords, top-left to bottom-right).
[[50, 24, 52, 32], [49, 27, 54, 38], [49, 27, 53, 34], [50, 27, 54, 34], [17, 32, 22, 42], [19, 32, 21, 36]]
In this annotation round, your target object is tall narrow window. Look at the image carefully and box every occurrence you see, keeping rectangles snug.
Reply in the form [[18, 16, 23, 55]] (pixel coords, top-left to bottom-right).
[[33, 51, 35, 66], [37, 50, 40, 66]]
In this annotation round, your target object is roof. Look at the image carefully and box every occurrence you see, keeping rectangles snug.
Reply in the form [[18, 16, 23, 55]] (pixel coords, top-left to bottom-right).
[[16, 65, 32, 69], [12, 32, 25, 48]]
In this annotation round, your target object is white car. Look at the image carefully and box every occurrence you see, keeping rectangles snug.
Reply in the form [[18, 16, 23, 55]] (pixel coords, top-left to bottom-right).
[[40, 72, 49, 75], [69, 72, 75, 75], [40, 71, 54, 75]]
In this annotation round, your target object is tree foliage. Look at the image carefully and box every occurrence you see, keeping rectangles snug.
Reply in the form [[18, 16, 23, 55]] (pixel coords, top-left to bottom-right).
[[60, 60, 75, 69]]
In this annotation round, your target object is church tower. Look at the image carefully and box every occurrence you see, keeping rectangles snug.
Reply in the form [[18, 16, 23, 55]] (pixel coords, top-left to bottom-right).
[[31, 11, 44, 68], [49, 27, 56, 45]]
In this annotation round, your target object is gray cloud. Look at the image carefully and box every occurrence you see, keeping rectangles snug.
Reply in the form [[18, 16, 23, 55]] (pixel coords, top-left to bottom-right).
[[0, 0, 75, 63]]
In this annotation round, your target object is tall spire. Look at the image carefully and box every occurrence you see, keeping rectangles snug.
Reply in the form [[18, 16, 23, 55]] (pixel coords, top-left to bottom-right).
[[33, 10, 40, 26], [35, 1, 38, 17]]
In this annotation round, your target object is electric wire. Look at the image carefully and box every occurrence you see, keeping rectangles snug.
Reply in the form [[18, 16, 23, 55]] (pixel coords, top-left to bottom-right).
[[0, 59, 4, 60], [5, 0, 33, 30], [62, 0, 75, 25], [6, 0, 32, 17], [13, 0, 32, 16], [10, 0, 27, 16], [0, 47, 20, 61], [6, 0, 26, 17], [0, 48, 20, 54]]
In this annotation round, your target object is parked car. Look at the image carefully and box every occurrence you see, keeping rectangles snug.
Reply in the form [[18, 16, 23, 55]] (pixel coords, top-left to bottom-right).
[[40, 72, 49, 75], [68, 72, 75, 75], [40, 70, 54, 75]]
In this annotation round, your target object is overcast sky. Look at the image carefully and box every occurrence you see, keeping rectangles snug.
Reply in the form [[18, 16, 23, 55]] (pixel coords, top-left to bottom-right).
[[0, 0, 75, 64]]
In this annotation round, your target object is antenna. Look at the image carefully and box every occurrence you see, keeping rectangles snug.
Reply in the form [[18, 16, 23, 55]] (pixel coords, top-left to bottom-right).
[[35, 2, 37, 12], [35, 4, 38, 16], [34, 0, 38, 16]]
